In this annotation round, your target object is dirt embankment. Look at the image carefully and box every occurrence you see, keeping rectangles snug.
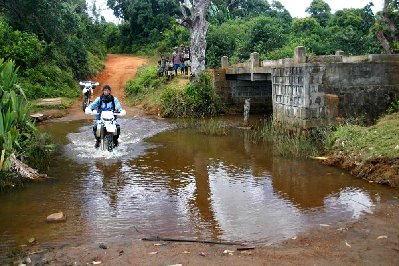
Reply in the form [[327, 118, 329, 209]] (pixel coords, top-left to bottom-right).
[[324, 155, 399, 187]]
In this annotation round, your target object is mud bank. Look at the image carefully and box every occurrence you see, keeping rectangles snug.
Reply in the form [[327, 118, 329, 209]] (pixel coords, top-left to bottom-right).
[[324, 155, 399, 188], [5, 200, 398, 265]]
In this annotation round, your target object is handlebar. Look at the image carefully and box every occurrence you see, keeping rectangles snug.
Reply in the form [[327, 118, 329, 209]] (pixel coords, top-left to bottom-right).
[[79, 81, 100, 87], [85, 107, 126, 117]]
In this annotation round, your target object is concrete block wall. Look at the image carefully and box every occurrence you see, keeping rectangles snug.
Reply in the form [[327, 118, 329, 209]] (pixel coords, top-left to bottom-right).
[[272, 65, 328, 128], [208, 69, 230, 104], [229, 80, 272, 112]]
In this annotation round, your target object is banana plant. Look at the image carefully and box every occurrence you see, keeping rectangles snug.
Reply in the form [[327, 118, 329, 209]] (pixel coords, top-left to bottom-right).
[[0, 59, 30, 172]]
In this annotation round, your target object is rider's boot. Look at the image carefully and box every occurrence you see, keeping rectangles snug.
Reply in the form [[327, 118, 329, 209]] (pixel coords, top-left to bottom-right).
[[94, 138, 101, 148], [113, 136, 119, 147]]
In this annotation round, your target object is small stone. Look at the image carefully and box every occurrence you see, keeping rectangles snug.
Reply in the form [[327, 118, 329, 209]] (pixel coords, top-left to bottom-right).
[[46, 212, 66, 223], [99, 243, 107, 249]]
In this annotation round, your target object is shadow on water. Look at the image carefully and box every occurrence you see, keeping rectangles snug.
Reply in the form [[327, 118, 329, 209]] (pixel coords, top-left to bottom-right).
[[0, 116, 398, 255]]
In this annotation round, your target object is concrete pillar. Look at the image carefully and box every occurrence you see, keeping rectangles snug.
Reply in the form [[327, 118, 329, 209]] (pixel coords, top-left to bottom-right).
[[294, 46, 306, 64], [221, 56, 229, 68], [244, 98, 251, 126], [335, 50, 345, 56], [250, 52, 259, 81], [250, 52, 260, 67]]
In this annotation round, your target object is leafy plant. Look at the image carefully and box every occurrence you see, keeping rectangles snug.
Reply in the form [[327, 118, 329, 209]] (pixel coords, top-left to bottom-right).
[[387, 99, 399, 114], [0, 59, 55, 180]]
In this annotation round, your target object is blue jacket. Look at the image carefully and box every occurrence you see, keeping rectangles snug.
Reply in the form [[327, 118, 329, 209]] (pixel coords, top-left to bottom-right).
[[89, 95, 122, 113]]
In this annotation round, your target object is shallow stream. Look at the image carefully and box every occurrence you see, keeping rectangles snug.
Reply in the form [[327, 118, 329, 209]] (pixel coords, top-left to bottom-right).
[[1, 116, 398, 255]]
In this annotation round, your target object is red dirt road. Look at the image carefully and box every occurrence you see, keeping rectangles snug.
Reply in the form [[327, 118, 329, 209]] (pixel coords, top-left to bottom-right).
[[59, 54, 147, 121]]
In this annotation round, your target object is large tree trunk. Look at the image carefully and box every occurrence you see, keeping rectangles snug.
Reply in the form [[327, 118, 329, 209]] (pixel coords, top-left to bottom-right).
[[377, 0, 398, 54], [376, 30, 393, 54], [178, 0, 210, 78]]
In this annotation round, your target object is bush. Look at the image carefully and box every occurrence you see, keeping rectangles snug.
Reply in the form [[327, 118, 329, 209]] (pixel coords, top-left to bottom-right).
[[160, 73, 221, 117], [125, 65, 161, 97], [20, 63, 79, 99], [387, 99, 399, 114]]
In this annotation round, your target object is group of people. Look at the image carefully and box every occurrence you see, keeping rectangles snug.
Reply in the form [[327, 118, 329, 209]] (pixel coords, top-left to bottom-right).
[[158, 44, 191, 79]]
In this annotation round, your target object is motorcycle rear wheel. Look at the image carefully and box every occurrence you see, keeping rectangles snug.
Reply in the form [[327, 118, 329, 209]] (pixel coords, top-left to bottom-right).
[[82, 95, 90, 112]]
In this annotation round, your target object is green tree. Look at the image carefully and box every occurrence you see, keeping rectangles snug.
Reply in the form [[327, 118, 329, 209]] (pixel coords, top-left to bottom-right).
[[0, 0, 86, 43], [227, 0, 271, 19], [242, 16, 287, 58], [327, 6, 380, 55], [305, 0, 331, 27], [107, 0, 180, 47]]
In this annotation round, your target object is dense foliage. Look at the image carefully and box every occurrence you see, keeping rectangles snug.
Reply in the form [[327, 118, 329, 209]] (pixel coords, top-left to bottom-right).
[[101, 0, 396, 67], [0, 60, 54, 176], [205, 0, 386, 67], [0, 0, 116, 99]]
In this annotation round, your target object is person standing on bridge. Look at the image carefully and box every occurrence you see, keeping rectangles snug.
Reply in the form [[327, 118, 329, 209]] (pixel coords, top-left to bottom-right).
[[88, 85, 123, 148]]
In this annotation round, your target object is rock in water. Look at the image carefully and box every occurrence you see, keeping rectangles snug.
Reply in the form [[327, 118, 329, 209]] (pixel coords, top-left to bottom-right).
[[46, 212, 66, 223]]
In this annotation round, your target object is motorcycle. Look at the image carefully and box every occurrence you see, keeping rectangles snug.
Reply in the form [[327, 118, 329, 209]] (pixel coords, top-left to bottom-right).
[[85, 107, 126, 152], [80, 81, 99, 112]]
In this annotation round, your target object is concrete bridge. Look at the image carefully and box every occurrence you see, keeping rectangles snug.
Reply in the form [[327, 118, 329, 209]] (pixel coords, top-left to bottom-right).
[[211, 47, 399, 128]]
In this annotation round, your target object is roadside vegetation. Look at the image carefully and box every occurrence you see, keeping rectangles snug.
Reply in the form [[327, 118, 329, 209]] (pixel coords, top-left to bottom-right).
[[125, 64, 221, 118], [0, 2, 117, 100], [0, 60, 55, 191]]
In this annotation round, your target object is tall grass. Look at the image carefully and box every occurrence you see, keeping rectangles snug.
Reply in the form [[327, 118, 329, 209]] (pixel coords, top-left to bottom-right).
[[125, 65, 161, 100], [160, 73, 221, 118], [177, 118, 229, 136], [252, 118, 324, 158]]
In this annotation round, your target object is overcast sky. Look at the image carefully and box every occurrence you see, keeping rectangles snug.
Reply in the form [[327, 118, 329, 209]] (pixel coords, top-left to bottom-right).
[[87, 0, 385, 24], [279, 0, 384, 18]]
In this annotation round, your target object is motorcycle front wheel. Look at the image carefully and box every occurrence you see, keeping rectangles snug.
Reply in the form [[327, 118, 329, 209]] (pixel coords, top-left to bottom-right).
[[106, 134, 114, 152]]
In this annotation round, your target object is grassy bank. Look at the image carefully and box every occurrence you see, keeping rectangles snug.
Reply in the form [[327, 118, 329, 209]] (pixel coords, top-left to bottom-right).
[[325, 113, 399, 186], [125, 64, 221, 118], [250, 112, 399, 187]]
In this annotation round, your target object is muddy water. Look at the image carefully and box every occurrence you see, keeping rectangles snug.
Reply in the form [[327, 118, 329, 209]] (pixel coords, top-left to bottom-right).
[[1, 117, 398, 254]]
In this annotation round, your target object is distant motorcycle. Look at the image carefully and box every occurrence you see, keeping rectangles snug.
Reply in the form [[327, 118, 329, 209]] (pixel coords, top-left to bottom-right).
[[85, 107, 126, 152], [80, 81, 99, 112]]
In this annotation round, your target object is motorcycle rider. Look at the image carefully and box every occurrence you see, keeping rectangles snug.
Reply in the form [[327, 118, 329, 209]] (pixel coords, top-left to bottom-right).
[[88, 84, 123, 148]]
